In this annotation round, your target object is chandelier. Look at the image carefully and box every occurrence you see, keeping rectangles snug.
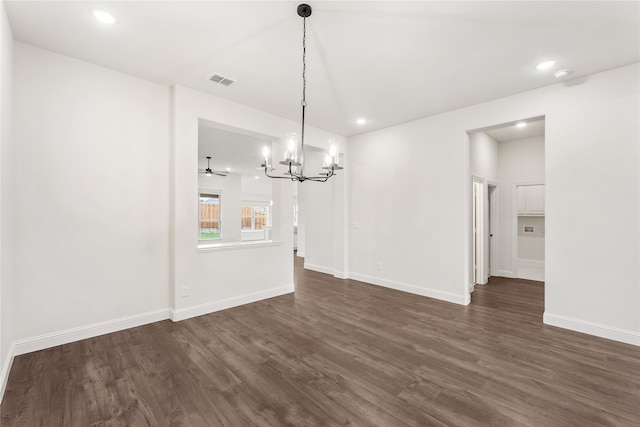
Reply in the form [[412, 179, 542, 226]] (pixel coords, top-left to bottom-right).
[[261, 4, 343, 182]]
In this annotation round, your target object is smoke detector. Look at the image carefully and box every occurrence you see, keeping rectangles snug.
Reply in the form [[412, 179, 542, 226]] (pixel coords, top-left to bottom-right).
[[209, 73, 235, 86]]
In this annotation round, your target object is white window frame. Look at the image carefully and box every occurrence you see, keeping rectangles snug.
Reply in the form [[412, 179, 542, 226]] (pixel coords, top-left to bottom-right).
[[199, 190, 222, 241], [241, 201, 270, 231]]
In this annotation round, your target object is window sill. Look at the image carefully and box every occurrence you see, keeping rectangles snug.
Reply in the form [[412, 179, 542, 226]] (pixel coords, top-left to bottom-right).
[[197, 240, 282, 253]]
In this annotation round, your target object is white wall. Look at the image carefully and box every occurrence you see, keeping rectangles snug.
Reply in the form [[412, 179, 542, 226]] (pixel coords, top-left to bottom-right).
[[544, 70, 639, 344], [301, 149, 335, 274], [497, 135, 545, 277], [517, 216, 545, 261], [349, 116, 469, 304], [0, 0, 14, 396], [296, 146, 348, 277], [470, 132, 499, 182], [241, 174, 271, 202], [296, 182, 306, 256], [517, 215, 545, 281], [12, 43, 171, 348], [348, 64, 639, 345]]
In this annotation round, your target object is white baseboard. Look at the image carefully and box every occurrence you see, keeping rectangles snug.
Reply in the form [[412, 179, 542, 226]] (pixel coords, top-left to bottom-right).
[[476, 276, 488, 285], [495, 269, 515, 278], [0, 342, 16, 404], [13, 308, 171, 357], [349, 272, 469, 306], [296, 251, 305, 258], [10, 285, 295, 356], [544, 312, 640, 346], [170, 284, 294, 322], [517, 259, 545, 281], [334, 270, 348, 279], [304, 263, 349, 280], [463, 292, 471, 305], [304, 262, 334, 275]]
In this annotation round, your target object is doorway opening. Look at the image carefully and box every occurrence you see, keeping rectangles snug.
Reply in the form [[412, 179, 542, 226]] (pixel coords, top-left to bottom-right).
[[471, 177, 497, 289], [468, 116, 546, 298]]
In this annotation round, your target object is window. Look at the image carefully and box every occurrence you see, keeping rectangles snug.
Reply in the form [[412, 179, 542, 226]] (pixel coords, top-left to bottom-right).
[[241, 203, 269, 230], [199, 193, 220, 239]]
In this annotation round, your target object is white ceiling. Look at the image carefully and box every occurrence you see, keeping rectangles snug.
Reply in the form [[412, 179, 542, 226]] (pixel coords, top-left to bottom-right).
[[198, 121, 270, 177], [481, 117, 545, 142], [6, 1, 639, 137]]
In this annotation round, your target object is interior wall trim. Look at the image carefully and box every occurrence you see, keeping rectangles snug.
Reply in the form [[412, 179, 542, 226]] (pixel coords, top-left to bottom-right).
[[333, 270, 348, 279], [170, 284, 294, 322], [544, 312, 640, 346], [496, 269, 515, 278], [12, 308, 171, 357], [349, 272, 469, 306], [303, 262, 333, 275], [303, 262, 348, 279], [0, 343, 16, 404]]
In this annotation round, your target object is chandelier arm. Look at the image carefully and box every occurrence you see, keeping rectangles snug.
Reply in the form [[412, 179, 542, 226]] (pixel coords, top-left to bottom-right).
[[263, 167, 296, 180], [305, 176, 330, 182], [301, 168, 335, 182], [263, 165, 334, 183]]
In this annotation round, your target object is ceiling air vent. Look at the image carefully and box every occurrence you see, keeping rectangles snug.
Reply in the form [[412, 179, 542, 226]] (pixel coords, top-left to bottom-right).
[[209, 73, 235, 87]]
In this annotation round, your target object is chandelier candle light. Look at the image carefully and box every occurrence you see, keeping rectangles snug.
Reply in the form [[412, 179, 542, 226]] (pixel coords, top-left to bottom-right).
[[261, 3, 343, 182]]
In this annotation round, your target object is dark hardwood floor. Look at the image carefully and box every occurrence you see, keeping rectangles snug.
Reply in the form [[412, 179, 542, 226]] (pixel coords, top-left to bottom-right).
[[2, 256, 639, 426]]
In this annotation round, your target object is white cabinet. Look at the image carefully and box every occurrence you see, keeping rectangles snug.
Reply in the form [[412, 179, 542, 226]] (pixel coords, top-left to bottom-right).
[[517, 184, 545, 216]]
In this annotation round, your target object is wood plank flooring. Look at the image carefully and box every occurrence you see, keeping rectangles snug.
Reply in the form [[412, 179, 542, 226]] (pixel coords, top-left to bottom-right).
[[2, 255, 639, 426]]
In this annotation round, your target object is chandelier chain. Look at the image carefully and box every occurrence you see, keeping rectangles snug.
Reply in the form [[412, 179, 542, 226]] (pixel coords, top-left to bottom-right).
[[302, 16, 307, 107], [299, 15, 307, 175]]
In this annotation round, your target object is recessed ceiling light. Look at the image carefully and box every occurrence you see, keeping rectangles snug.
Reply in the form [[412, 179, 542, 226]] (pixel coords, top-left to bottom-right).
[[516, 122, 527, 128], [92, 9, 117, 24], [356, 118, 366, 125], [254, 176, 260, 180], [226, 167, 231, 172], [536, 60, 556, 71], [554, 69, 571, 79]]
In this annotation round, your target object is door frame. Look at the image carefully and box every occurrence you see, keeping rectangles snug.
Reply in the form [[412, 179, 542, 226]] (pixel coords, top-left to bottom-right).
[[472, 177, 498, 287], [472, 176, 488, 286], [487, 181, 498, 278]]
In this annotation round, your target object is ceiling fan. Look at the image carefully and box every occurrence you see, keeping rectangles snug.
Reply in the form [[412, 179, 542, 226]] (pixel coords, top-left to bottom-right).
[[199, 156, 228, 177]]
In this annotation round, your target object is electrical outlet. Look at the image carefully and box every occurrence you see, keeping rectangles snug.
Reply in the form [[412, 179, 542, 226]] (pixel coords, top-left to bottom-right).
[[376, 262, 383, 271], [181, 286, 190, 297]]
